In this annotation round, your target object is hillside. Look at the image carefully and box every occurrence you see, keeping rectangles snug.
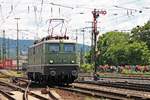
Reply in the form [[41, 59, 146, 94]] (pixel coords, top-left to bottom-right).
[[0, 38, 90, 59]]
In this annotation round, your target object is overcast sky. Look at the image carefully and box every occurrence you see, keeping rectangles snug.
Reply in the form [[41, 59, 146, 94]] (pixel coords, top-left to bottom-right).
[[0, 0, 150, 44]]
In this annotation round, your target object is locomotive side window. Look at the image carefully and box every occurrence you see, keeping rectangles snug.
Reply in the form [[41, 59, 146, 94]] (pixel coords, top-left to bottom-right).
[[49, 44, 59, 52], [64, 44, 75, 52]]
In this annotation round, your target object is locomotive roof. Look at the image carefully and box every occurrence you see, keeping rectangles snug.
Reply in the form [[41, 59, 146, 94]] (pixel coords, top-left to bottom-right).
[[29, 39, 76, 48]]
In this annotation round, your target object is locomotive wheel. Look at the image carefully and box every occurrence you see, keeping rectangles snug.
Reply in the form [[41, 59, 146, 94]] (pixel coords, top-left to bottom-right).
[[28, 72, 33, 81]]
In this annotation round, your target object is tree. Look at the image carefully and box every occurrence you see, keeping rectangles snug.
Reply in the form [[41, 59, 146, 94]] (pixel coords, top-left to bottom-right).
[[96, 31, 150, 65], [131, 21, 150, 49], [127, 42, 150, 65], [84, 51, 92, 63], [102, 43, 128, 65], [97, 31, 129, 56], [97, 31, 130, 65], [85, 21, 150, 66]]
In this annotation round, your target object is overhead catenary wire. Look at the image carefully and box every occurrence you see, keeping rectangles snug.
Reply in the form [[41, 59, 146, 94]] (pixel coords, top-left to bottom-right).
[[0, 0, 22, 28], [0, 0, 149, 40], [33, 5, 39, 40], [0, 4, 4, 22], [49, 2, 74, 9], [39, 0, 44, 24]]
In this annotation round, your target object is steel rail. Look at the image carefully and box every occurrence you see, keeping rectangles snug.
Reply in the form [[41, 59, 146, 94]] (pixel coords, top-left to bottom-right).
[[75, 80, 150, 92], [55, 86, 142, 100], [0, 80, 50, 100], [69, 82, 150, 99], [78, 73, 150, 80], [99, 76, 150, 80], [23, 80, 31, 100], [47, 86, 62, 100], [13, 77, 62, 100], [0, 89, 16, 100]]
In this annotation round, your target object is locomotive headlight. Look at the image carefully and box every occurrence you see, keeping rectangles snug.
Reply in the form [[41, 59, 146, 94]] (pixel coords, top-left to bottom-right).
[[71, 60, 75, 63], [49, 60, 53, 64]]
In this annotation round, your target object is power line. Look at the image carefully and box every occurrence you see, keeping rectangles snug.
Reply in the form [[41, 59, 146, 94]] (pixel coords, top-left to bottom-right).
[[39, 0, 44, 23], [114, 5, 142, 12], [49, 2, 74, 9], [0, 0, 22, 28]]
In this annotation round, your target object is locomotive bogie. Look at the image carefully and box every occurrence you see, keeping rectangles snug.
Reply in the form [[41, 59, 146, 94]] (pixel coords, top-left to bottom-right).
[[27, 65, 78, 84]]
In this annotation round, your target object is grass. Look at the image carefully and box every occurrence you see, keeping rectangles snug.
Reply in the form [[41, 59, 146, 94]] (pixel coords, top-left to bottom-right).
[[0, 78, 11, 82], [0, 70, 24, 78]]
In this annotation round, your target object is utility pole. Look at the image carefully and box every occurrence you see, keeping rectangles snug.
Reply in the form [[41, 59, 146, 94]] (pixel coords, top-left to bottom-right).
[[0, 33, 1, 61], [75, 29, 78, 43], [85, 21, 101, 64], [0, 47, 1, 62], [0, 42, 1, 61], [91, 9, 106, 80], [14, 18, 20, 72], [7, 37, 10, 59], [2, 30, 6, 68], [81, 28, 85, 64]]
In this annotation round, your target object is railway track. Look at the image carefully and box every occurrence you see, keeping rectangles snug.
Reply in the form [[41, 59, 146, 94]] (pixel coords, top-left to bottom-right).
[[99, 76, 150, 80], [75, 80, 150, 92], [79, 73, 150, 81], [0, 80, 62, 100], [0, 89, 16, 100], [56, 82, 150, 100], [11, 77, 150, 99]]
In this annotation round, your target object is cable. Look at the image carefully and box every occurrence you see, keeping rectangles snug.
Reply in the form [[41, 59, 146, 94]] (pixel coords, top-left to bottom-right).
[[0, 0, 22, 28], [49, 2, 74, 9], [0, 4, 4, 22], [39, 0, 44, 24]]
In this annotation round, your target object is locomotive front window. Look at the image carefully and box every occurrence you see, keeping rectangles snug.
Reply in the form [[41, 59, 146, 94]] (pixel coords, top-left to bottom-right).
[[64, 44, 75, 52], [49, 44, 59, 52]]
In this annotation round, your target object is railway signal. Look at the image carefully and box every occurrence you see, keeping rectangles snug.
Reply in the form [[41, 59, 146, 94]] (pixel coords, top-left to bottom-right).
[[91, 9, 106, 80]]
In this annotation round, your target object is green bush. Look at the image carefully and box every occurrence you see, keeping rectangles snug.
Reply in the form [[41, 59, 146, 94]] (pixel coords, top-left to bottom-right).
[[80, 63, 94, 72]]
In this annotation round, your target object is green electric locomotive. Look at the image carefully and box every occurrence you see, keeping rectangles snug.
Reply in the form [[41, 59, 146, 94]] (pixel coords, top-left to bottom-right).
[[27, 36, 80, 84]]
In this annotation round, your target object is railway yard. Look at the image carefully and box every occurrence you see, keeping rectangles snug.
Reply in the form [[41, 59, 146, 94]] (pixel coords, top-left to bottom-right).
[[0, 0, 150, 100], [0, 71, 150, 100]]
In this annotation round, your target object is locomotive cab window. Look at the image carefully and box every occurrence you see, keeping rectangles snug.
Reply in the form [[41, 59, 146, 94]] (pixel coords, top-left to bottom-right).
[[64, 44, 75, 52], [49, 44, 60, 52]]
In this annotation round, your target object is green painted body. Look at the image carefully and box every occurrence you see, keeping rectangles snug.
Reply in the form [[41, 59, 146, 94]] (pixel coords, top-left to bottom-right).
[[27, 40, 80, 82], [45, 43, 79, 64], [27, 40, 80, 84], [28, 43, 80, 66]]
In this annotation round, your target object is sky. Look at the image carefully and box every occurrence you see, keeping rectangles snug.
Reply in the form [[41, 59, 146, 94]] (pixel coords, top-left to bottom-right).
[[0, 0, 150, 45]]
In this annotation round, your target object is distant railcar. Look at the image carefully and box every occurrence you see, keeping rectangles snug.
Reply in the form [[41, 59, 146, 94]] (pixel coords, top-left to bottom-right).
[[0, 59, 13, 69], [27, 36, 80, 85]]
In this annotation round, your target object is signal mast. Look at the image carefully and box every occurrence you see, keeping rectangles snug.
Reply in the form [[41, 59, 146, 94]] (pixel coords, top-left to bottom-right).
[[91, 9, 106, 80]]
